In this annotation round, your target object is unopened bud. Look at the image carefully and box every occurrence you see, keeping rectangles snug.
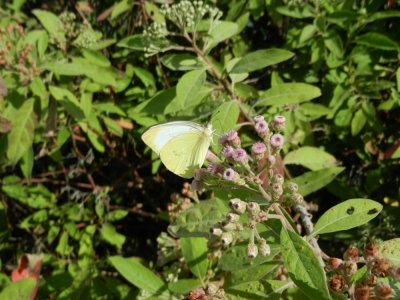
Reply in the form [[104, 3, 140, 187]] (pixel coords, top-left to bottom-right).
[[363, 241, 378, 261], [221, 221, 237, 232], [371, 258, 392, 277], [226, 213, 240, 223], [389, 266, 400, 280], [221, 232, 233, 246], [247, 202, 260, 214], [327, 257, 343, 270], [343, 261, 358, 276], [272, 115, 286, 131], [286, 182, 298, 193], [291, 193, 304, 204], [344, 245, 359, 262], [374, 282, 392, 299], [229, 198, 247, 214], [209, 227, 223, 236], [206, 283, 218, 296], [328, 274, 346, 292], [354, 286, 370, 300], [273, 174, 284, 184], [259, 239, 271, 256], [365, 274, 377, 286], [247, 244, 258, 258]]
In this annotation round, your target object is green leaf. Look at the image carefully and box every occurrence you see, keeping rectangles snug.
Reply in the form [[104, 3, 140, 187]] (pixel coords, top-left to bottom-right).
[[351, 108, 367, 136], [165, 69, 212, 113], [299, 24, 317, 44], [109, 256, 169, 297], [219, 238, 280, 272], [133, 67, 155, 88], [257, 83, 321, 106], [7, 98, 36, 165], [355, 32, 399, 51], [32, 9, 65, 41], [284, 147, 337, 171], [20, 147, 34, 179], [49, 86, 85, 120], [298, 103, 331, 121], [323, 31, 344, 57], [227, 262, 278, 287], [378, 238, 400, 266], [211, 101, 240, 151], [226, 281, 271, 300], [111, 0, 132, 20], [180, 237, 208, 280], [292, 167, 345, 196], [100, 223, 126, 250], [313, 199, 383, 236], [230, 49, 294, 74], [168, 279, 202, 294], [103, 117, 123, 137], [205, 21, 238, 52], [280, 228, 330, 300], [106, 210, 129, 222], [161, 54, 203, 71], [276, 5, 314, 18], [81, 48, 111, 67], [117, 34, 171, 54], [168, 199, 228, 237], [0, 278, 36, 300], [365, 11, 400, 23]]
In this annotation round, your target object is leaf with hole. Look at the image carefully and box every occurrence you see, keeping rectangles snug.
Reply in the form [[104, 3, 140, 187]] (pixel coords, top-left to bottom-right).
[[313, 199, 382, 236]]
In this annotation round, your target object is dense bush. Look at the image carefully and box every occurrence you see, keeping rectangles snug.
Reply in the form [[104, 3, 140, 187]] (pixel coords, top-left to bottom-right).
[[0, 0, 399, 299]]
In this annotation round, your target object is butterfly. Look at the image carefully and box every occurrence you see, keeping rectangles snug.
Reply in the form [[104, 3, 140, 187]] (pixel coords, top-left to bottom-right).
[[141, 121, 213, 178]]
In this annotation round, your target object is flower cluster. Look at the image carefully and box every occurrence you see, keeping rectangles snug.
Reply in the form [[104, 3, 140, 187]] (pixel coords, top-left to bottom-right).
[[160, 0, 222, 32], [0, 23, 40, 84], [327, 242, 399, 299], [190, 115, 303, 257]]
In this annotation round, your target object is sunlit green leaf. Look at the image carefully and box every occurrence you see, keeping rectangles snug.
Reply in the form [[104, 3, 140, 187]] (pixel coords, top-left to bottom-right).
[[313, 199, 382, 235]]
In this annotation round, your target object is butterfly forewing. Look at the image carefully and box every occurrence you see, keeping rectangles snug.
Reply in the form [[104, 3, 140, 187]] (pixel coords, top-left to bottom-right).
[[160, 130, 211, 178], [141, 121, 205, 154]]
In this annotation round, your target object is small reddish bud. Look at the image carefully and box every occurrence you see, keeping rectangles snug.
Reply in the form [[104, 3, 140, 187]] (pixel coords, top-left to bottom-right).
[[371, 258, 392, 277], [344, 245, 359, 262], [343, 261, 358, 276], [354, 286, 370, 300], [365, 274, 377, 286], [328, 257, 343, 270], [374, 282, 392, 299], [363, 241, 378, 261], [328, 274, 346, 292], [389, 266, 400, 280]]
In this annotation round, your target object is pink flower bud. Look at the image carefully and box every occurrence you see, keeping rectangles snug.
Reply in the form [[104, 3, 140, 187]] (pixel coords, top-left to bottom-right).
[[272, 115, 286, 131], [270, 133, 284, 150]]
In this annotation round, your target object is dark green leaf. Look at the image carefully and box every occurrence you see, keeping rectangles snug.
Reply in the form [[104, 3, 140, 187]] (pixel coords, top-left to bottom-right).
[[180, 237, 208, 280], [6, 98, 36, 165], [280, 228, 330, 300], [109, 256, 169, 297], [230, 49, 294, 74], [355, 32, 399, 51], [292, 167, 345, 196], [257, 83, 321, 106]]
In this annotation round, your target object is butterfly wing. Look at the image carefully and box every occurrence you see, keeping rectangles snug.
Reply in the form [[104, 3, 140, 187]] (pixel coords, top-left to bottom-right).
[[160, 129, 212, 178], [141, 121, 204, 155]]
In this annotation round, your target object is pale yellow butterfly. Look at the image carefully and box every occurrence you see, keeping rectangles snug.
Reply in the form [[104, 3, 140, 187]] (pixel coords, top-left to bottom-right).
[[141, 121, 213, 178]]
